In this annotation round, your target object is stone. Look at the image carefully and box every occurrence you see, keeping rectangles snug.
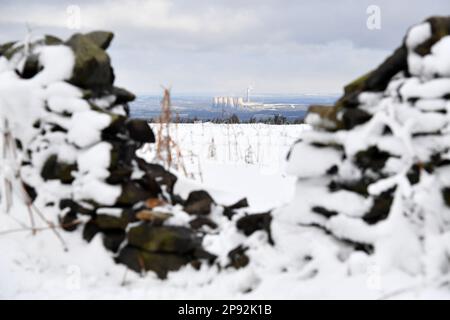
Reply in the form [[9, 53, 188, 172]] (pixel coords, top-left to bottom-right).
[[342, 108, 372, 130], [106, 167, 133, 184], [65, 33, 114, 91], [59, 199, 94, 215], [95, 214, 128, 230], [126, 119, 155, 143], [227, 245, 249, 269], [144, 198, 166, 209], [84, 31, 114, 50], [113, 86, 136, 104], [442, 187, 450, 207], [184, 190, 215, 215], [189, 216, 218, 230], [82, 220, 100, 242], [136, 160, 178, 194], [136, 174, 162, 197], [127, 224, 200, 254], [135, 210, 172, 225], [41, 155, 77, 184], [414, 17, 450, 56], [0, 41, 16, 56], [328, 178, 373, 197], [362, 188, 395, 224], [364, 46, 407, 91], [116, 181, 154, 206], [116, 246, 191, 279], [354, 146, 391, 172], [102, 230, 126, 253], [18, 54, 42, 79], [307, 105, 342, 130], [236, 212, 273, 245], [312, 206, 338, 218], [223, 198, 249, 219], [59, 212, 79, 232], [44, 35, 63, 45]]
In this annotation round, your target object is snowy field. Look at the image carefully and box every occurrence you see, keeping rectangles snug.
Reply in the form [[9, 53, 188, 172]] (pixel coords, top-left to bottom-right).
[[139, 123, 310, 211], [1, 123, 449, 300]]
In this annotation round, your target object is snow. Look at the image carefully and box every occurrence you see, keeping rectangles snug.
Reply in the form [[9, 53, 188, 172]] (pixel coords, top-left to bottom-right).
[[5, 121, 435, 300], [48, 96, 90, 114], [406, 23, 431, 49], [2, 25, 450, 299], [73, 142, 121, 206], [422, 36, 450, 77], [400, 78, 450, 99], [285, 142, 341, 177], [406, 22, 432, 76], [31, 45, 74, 86], [77, 142, 112, 179], [67, 111, 111, 148]]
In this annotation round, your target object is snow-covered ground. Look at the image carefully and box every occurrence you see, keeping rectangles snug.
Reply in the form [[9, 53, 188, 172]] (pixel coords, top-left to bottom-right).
[[139, 123, 308, 211], [1, 123, 450, 299]]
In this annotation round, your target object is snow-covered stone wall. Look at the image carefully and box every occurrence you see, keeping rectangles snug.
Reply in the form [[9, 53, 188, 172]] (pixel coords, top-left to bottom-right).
[[284, 16, 450, 278], [0, 31, 272, 279]]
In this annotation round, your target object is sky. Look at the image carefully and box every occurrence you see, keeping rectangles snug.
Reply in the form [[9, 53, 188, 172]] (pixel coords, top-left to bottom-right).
[[0, 0, 449, 95]]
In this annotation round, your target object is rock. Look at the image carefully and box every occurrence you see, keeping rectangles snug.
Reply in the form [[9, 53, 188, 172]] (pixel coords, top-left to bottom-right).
[[82, 220, 100, 242], [41, 155, 77, 184], [135, 210, 172, 225], [144, 198, 166, 209], [328, 178, 373, 197], [227, 245, 249, 269], [342, 108, 372, 130], [223, 198, 249, 219], [364, 46, 407, 91], [306, 105, 341, 130], [189, 217, 218, 230], [84, 31, 114, 50], [116, 181, 154, 206], [23, 183, 37, 202], [102, 230, 126, 252], [95, 214, 128, 230], [44, 35, 63, 45], [59, 199, 94, 215], [116, 246, 191, 279], [127, 224, 200, 254], [236, 212, 273, 245], [183, 190, 215, 215], [136, 174, 162, 197], [354, 146, 391, 172], [101, 113, 127, 139], [65, 33, 114, 91], [414, 16, 450, 56], [113, 87, 136, 104], [106, 167, 133, 184], [363, 188, 395, 224], [126, 119, 155, 143], [312, 206, 338, 218], [59, 212, 79, 232], [406, 164, 421, 185], [19, 54, 42, 79], [0, 41, 16, 56], [136, 160, 177, 194], [442, 187, 450, 207]]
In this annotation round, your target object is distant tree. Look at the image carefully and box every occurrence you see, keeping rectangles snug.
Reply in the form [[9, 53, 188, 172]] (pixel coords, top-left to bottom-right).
[[228, 114, 240, 124]]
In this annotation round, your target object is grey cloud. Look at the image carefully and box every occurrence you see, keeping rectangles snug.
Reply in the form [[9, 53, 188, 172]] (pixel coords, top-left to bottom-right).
[[0, 0, 448, 94]]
